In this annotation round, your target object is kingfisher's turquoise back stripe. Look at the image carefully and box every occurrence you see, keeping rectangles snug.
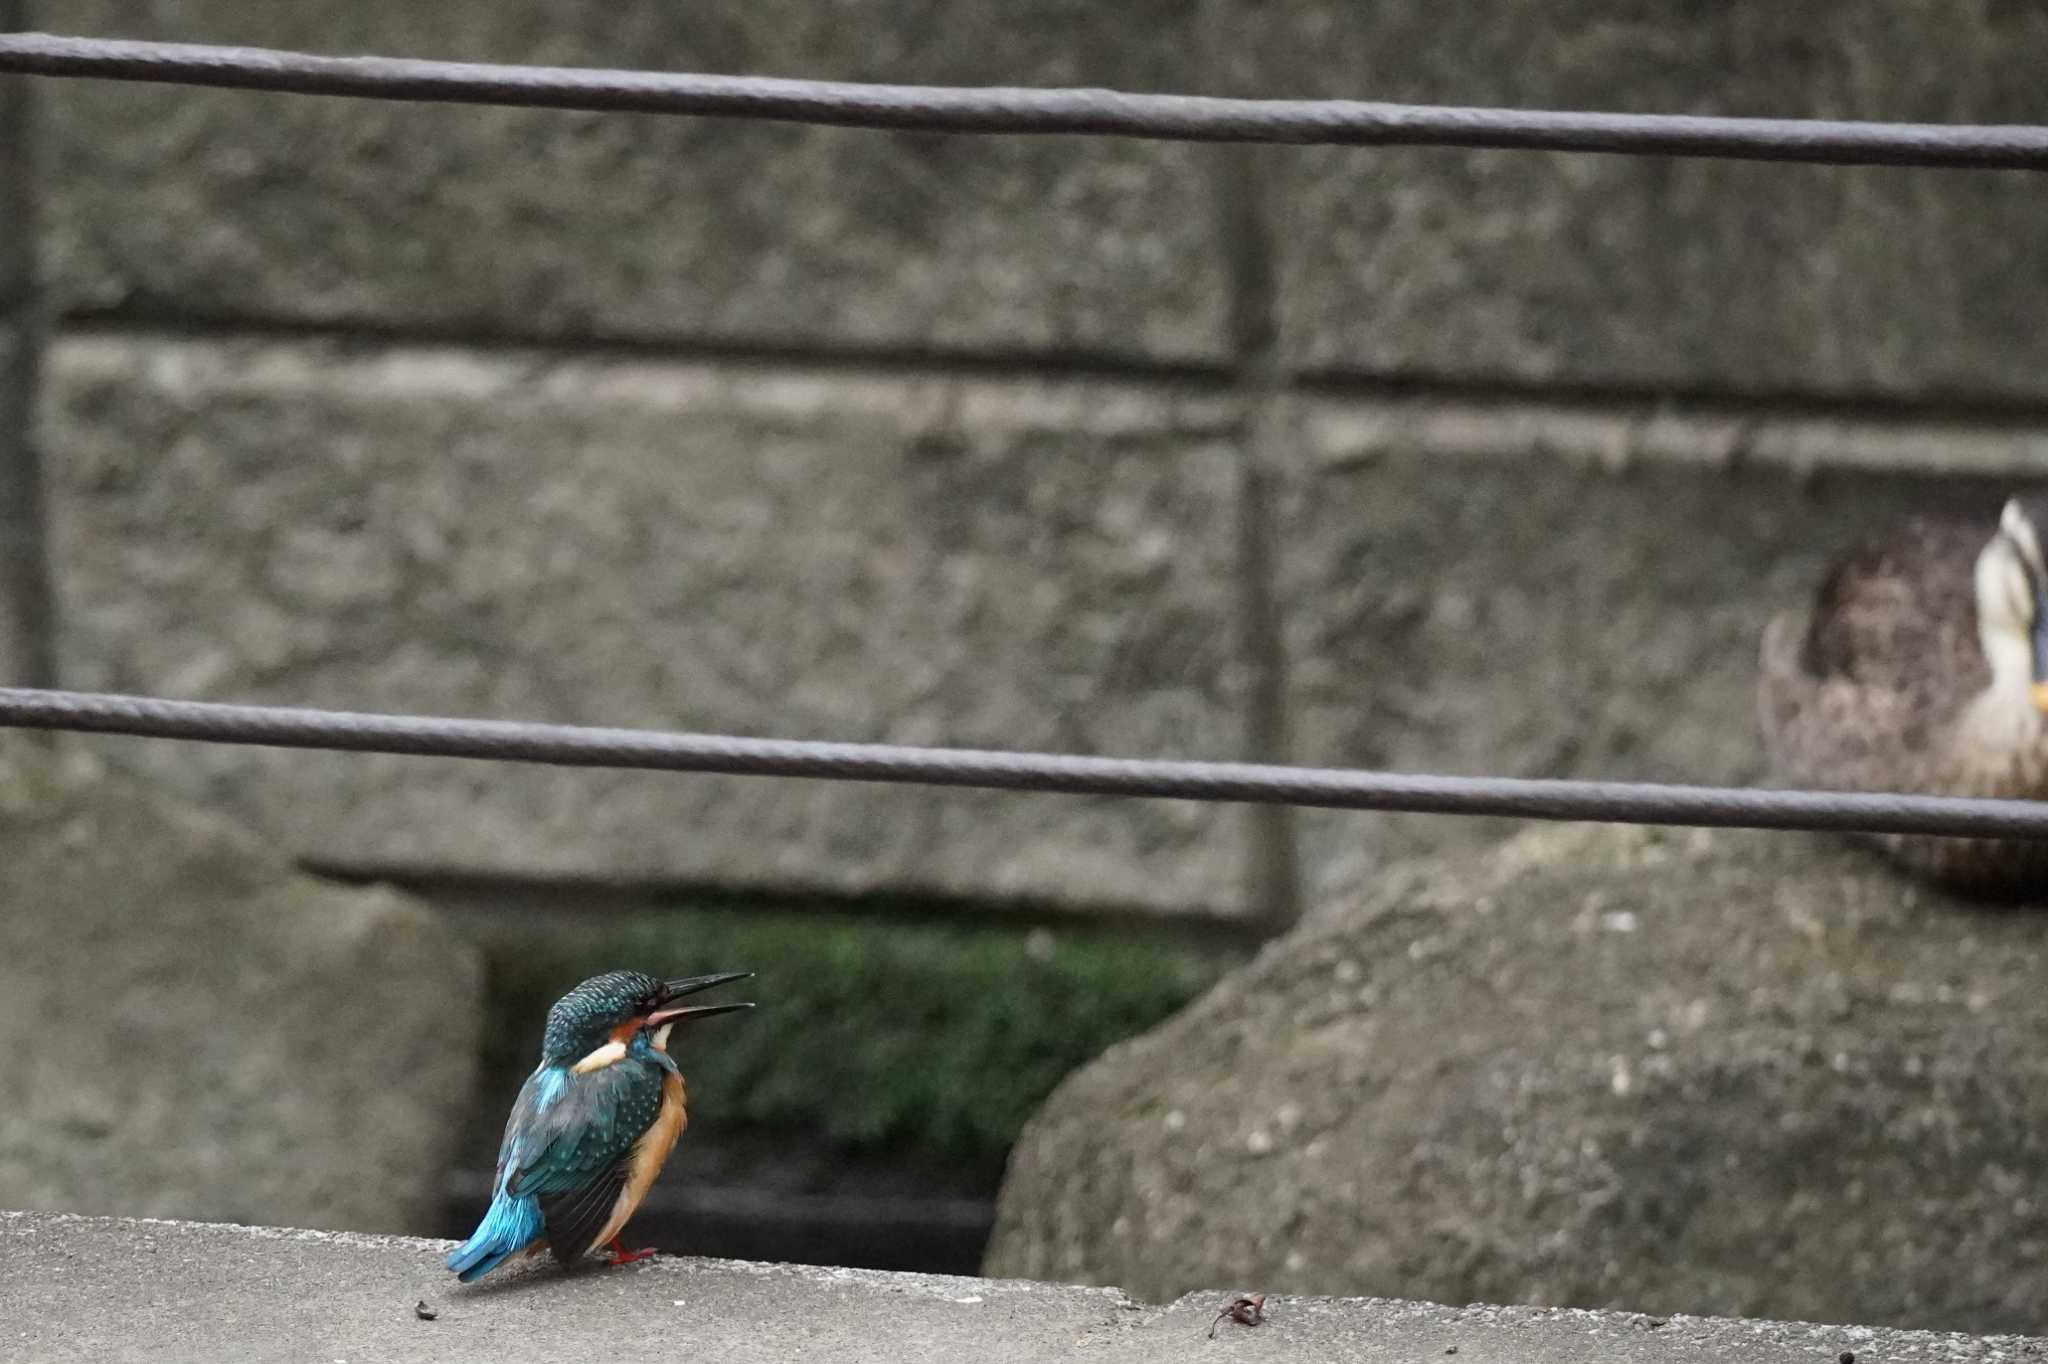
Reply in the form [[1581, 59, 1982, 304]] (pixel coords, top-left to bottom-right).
[[444, 1061, 571, 1280]]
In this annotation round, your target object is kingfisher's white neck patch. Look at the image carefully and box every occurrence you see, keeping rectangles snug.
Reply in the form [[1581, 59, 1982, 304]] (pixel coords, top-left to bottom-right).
[[650, 1022, 675, 1053], [571, 1039, 628, 1074]]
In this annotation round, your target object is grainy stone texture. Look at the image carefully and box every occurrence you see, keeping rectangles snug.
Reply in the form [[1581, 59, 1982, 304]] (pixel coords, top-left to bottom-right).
[[1255, 2, 2048, 399], [5, 1212, 2038, 1364], [1, 25, 54, 689], [29, 1, 2048, 923], [0, 309, 54, 688], [0, 734, 481, 1234], [986, 821, 2048, 1333], [1278, 400, 2029, 899], [37, 0, 1227, 360], [35, 3, 2048, 401], [42, 335, 1251, 913]]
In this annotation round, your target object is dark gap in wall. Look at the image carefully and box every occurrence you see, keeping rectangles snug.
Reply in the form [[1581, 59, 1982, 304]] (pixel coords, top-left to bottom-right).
[[300, 856, 1255, 940], [55, 305, 2048, 431]]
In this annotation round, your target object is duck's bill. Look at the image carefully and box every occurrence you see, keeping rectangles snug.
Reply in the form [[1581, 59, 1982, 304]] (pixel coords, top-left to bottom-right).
[[2031, 611, 2048, 711]]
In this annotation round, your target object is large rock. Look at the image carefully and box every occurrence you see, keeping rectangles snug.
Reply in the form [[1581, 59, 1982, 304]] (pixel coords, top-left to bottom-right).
[[37, 0, 1227, 361], [0, 733, 482, 1233], [986, 820, 2048, 1333], [43, 334, 1252, 916]]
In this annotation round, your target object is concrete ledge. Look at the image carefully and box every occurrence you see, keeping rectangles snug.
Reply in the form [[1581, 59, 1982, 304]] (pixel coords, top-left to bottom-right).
[[3, 1212, 2036, 1363]]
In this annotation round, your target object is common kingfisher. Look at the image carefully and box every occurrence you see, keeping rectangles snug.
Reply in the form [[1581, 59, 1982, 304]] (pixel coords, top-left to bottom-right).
[[447, 968, 753, 1282]]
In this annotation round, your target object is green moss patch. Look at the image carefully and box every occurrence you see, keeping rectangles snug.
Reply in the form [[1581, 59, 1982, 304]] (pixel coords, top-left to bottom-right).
[[474, 903, 1232, 1175]]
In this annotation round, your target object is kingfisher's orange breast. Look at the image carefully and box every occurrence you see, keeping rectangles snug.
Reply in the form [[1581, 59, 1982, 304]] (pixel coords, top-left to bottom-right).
[[592, 1071, 687, 1250]]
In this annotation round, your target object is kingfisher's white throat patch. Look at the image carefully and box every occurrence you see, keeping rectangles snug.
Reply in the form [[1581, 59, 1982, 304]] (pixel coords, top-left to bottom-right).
[[570, 1040, 628, 1074]]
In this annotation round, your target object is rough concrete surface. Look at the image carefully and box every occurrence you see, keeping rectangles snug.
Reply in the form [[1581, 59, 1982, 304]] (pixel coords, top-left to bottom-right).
[[37, 4, 2048, 402], [5, 1212, 2039, 1364], [0, 734, 482, 1235], [43, 328, 2048, 913], [0, 307, 53, 690], [988, 821, 2048, 1334], [42, 335, 1251, 914], [1276, 414, 2033, 891], [37, 0, 1227, 361], [1254, 1, 2048, 399]]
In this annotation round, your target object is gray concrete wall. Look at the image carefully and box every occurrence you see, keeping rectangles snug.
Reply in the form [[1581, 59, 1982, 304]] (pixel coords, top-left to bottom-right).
[[45, 337, 1251, 912], [13, 2, 2048, 917], [0, 0, 54, 687]]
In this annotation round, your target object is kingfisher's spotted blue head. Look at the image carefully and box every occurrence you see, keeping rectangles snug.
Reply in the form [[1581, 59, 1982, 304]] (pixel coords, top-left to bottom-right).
[[540, 968, 754, 1069]]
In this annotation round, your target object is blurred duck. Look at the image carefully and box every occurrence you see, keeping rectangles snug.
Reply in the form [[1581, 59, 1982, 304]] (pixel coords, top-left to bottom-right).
[[1759, 495, 2048, 894]]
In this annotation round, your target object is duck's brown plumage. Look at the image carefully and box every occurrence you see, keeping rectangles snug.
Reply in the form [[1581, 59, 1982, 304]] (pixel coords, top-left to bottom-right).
[[1759, 514, 2048, 894]]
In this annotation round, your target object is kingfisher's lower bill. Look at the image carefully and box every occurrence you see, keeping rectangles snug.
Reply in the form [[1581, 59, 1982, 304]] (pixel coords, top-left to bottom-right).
[[446, 968, 754, 1283]]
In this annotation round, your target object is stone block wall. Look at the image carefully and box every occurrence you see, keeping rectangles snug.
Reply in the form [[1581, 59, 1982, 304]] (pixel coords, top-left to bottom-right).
[[45, 339, 1250, 910], [9, 1, 2048, 920]]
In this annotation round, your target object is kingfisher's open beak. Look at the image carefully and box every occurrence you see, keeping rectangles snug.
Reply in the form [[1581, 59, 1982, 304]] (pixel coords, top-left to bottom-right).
[[646, 971, 755, 1027]]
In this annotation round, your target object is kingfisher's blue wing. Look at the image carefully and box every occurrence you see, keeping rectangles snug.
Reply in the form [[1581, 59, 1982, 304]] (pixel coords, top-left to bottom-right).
[[497, 1060, 666, 1263], [448, 1059, 667, 1281]]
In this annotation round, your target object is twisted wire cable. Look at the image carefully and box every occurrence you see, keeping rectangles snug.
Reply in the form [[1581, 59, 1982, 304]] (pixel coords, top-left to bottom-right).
[[2, 33, 2046, 169], [5, 686, 2048, 841]]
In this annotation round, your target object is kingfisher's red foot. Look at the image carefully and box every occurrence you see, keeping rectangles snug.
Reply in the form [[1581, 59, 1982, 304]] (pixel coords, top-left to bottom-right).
[[605, 1237, 657, 1267]]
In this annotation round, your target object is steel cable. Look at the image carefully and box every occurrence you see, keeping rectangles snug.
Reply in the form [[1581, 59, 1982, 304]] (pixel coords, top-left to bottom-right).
[[7, 37, 2048, 844], [5, 686, 2048, 841], [3, 32, 2048, 169]]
